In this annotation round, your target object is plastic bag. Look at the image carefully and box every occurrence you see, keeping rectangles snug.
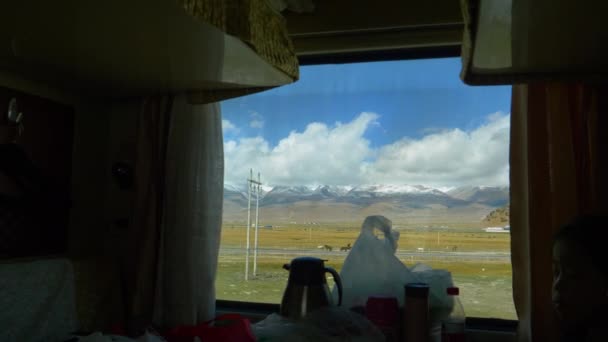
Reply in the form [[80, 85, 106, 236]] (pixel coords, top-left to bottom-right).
[[76, 332, 137, 342], [252, 308, 384, 342], [75, 331, 166, 342], [333, 215, 454, 320]]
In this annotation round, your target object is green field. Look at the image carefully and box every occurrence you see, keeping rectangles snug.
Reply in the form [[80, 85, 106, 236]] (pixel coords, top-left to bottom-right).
[[216, 223, 516, 320]]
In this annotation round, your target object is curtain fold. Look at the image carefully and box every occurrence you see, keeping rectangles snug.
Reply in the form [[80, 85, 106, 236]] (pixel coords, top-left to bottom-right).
[[510, 83, 608, 341], [125, 95, 173, 331], [125, 94, 224, 331], [153, 96, 224, 327]]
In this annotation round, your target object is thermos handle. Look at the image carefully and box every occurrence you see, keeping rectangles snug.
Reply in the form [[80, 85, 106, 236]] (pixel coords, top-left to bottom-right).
[[325, 267, 343, 306]]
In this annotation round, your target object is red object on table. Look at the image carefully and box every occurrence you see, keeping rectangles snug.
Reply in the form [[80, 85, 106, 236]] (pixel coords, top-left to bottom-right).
[[109, 323, 126, 335], [365, 296, 399, 324], [164, 314, 255, 342], [365, 296, 400, 342]]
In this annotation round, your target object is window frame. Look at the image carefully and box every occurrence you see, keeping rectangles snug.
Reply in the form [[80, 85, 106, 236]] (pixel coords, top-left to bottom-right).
[[216, 45, 518, 331]]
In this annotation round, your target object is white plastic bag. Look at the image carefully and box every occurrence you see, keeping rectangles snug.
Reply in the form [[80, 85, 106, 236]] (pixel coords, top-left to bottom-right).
[[76, 330, 166, 342], [333, 215, 454, 320], [252, 308, 384, 342], [77, 332, 135, 342]]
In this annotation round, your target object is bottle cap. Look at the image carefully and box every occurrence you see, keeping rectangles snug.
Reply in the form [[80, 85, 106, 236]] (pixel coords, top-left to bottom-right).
[[447, 287, 460, 295], [405, 283, 430, 298]]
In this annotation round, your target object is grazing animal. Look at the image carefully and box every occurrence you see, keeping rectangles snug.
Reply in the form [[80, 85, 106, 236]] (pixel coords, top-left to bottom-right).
[[340, 243, 352, 252], [317, 244, 333, 251], [452, 245, 458, 252]]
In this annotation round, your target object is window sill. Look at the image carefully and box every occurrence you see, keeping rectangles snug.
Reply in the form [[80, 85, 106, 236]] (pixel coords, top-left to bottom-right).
[[216, 300, 280, 323]]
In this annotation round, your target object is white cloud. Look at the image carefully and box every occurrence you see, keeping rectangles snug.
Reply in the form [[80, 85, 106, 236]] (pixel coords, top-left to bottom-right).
[[249, 111, 264, 129], [250, 120, 264, 129], [225, 112, 377, 186], [365, 113, 509, 188], [222, 119, 239, 134], [224, 112, 510, 188]]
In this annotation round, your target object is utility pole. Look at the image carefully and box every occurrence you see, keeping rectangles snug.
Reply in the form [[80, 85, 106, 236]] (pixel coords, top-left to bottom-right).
[[245, 169, 262, 280], [253, 172, 261, 277], [245, 169, 252, 281]]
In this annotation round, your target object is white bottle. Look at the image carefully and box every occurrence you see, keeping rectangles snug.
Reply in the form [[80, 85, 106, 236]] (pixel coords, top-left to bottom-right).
[[442, 287, 466, 342]]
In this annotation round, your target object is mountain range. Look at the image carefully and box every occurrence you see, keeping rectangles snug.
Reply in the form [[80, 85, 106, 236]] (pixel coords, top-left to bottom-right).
[[223, 184, 509, 224]]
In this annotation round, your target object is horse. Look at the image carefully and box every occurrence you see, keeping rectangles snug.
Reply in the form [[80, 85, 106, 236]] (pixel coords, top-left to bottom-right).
[[317, 244, 333, 251], [340, 243, 352, 252]]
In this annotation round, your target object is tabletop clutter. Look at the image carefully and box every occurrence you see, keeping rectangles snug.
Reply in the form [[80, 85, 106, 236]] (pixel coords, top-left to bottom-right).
[[254, 215, 466, 342], [68, 215, 465, 342]]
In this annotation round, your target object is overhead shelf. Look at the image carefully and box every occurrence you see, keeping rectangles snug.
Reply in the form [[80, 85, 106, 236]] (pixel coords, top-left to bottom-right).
[[0, 0, 295, 98]]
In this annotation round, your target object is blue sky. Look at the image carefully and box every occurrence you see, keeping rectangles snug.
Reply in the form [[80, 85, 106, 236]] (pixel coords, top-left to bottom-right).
[[221, 57, 511, 189]]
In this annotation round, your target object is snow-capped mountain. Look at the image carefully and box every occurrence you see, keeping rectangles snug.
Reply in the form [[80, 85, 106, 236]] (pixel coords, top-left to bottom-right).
[[349, 184, 446, 196], [224, 184, 508, 208], [223, 183, 509, 223], [312, 185, 352, 197], [447, 186, 509, 207]]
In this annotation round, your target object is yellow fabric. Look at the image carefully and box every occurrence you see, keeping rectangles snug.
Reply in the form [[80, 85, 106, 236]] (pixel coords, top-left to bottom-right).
[[510, 83, 608, 341], [177, 0, 299, 81]]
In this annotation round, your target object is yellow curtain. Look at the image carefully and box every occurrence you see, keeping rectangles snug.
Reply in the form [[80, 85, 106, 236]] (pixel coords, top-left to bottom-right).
[[510, 83, 608, 341]]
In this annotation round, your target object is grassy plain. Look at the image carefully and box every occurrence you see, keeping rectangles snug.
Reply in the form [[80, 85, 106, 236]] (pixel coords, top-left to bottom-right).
[[216, 223, 516, 320], [219, 222, 510, 252]]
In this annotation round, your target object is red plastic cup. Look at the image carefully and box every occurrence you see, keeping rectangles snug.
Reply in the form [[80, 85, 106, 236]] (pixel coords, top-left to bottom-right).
[[366, 296, 400, 341], [365, 296, 400, 325]]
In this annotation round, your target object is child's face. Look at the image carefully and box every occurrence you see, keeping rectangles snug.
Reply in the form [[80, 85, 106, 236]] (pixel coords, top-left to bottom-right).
[[552, 240, 608, 332]]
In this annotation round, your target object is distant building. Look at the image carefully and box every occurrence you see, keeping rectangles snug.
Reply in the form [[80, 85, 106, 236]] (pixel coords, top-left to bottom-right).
[[484, 227, 509, 233]]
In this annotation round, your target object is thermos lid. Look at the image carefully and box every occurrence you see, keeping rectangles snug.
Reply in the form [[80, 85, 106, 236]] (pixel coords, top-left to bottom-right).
[[405, 283, 430, 298], [284, 257, 326, 286]]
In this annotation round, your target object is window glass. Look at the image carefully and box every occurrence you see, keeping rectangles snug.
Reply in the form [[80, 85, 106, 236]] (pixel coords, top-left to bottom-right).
[[217, 57, 515, 320]]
